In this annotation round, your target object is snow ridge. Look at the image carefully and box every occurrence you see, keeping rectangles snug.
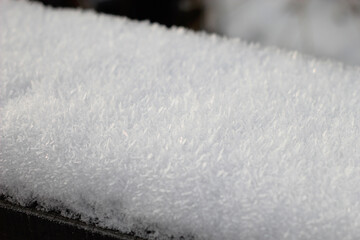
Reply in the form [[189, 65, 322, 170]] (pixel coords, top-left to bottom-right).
[[1, 1, 360, 239]]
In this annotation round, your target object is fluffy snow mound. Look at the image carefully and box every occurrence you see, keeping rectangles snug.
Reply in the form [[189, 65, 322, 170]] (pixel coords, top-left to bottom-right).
[[204, 0, 360, 65], [1, 0, 360, 239]]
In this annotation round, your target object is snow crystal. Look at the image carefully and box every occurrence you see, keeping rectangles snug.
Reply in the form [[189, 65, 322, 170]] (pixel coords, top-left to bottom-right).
[[1, 0, 360, 239]]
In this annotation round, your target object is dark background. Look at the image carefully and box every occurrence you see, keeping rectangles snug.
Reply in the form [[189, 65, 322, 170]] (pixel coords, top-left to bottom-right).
[[31, 0, 204, 29]]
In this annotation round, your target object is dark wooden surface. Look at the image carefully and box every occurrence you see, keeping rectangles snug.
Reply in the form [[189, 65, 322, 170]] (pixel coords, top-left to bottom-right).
[[0, 198, 142, 240]]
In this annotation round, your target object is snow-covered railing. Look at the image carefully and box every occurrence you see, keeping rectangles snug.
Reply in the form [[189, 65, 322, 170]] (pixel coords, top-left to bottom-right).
[[1, 0, 360, 239]]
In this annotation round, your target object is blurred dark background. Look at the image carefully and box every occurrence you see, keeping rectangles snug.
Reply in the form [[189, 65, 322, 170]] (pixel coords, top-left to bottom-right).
[[31, 0, 204, 29]]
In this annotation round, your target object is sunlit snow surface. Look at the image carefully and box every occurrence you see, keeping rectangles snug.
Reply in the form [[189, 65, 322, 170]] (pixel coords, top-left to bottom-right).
[[204, 0, 360, 65], [1, 0, 360, 239]]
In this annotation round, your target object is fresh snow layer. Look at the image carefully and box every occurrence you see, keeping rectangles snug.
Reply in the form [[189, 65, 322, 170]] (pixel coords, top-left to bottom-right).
[[1, 0, 360, 239], [204, 0, 360, 65]]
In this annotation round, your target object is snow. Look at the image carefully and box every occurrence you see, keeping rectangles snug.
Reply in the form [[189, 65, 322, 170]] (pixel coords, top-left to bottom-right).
[[203, 0, 360, 65], [1, 0, 360, 239]]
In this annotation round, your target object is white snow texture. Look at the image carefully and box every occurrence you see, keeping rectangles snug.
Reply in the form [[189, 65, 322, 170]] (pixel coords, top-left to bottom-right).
[[1, 0, 360, 239]]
